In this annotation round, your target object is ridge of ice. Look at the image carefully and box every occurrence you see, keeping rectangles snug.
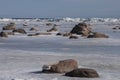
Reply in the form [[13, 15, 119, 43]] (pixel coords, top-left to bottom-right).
[[0, 17, 120, 23]]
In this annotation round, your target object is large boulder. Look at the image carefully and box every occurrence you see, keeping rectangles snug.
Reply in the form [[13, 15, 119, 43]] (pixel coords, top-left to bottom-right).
[[13, 28, 27, 34], [87, 32, 109, 38], [3, 22, 16, 30], [0, 32, 8, 37], [65, 68, 99, 78], [70, 23, 91, 36], [42, 59, 78, 73]]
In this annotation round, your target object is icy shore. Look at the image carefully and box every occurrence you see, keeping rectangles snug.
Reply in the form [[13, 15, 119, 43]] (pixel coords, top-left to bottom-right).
[[0, 20, 120, 80]]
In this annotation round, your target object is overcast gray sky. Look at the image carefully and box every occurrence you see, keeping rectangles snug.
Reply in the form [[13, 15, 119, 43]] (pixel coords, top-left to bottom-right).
[[0, 0, 120, 18]]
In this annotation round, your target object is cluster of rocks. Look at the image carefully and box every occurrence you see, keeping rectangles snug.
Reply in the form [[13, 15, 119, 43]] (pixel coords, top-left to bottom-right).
[[56, 32, 79, 39], [3, 22, 16, 30], [0, 22, 109, 39], [56, 22, 109, 39], [70, 22, 109, 38], [0, 22, 27, 37], [0, 22, 58, 37], [112, 26, 120, 30], [42, 59, 99, 78], [0, 23, 15, 37], [0, 22, 41, 37]]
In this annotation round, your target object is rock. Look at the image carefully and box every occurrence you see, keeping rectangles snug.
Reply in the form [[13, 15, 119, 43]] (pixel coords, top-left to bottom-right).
[[70, 23, 91, 36], [56, 33, 63, 36], [42, 59, 78, 73], [28, 33, 51, 36], [112, 26, 120, 30], [47, 26, 58, 32], [2, 31, 14, 35], [69, 35, 78, 39], [30, 27, 39, 31], [53, 24, 58, 27], [3, 22, 16, 30], [23, 22, 28, 26], [65, 68, 99, 78], [87, 32, 109, 38], [0, 32, 8, 37], [112, 27, 117, 30], [63, 33, 71, 37], [7, 32, 14, 35], [13, 28, 27, 34], [46, 23, 53, 26], [37, 33, 51, 35], [28, 34, 38, 36]]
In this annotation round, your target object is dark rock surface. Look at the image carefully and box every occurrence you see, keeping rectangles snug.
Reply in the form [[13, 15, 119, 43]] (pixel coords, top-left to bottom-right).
[[65, 68, 99, 78], [87, 32, 109, 38], [70, 23, 91, 36], [13, 28, 27, 34], [69, 35, 78, 39]]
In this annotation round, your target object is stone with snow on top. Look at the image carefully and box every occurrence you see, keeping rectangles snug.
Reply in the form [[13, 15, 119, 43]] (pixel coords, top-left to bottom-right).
[[42, 59, 78, 73]]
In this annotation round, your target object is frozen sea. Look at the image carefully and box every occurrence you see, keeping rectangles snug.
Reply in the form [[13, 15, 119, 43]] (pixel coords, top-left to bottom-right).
[[0, 20, 120, 80]]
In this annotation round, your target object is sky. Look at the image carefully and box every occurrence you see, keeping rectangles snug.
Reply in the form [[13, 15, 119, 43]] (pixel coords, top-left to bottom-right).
[[0, 0, 120, 18]]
